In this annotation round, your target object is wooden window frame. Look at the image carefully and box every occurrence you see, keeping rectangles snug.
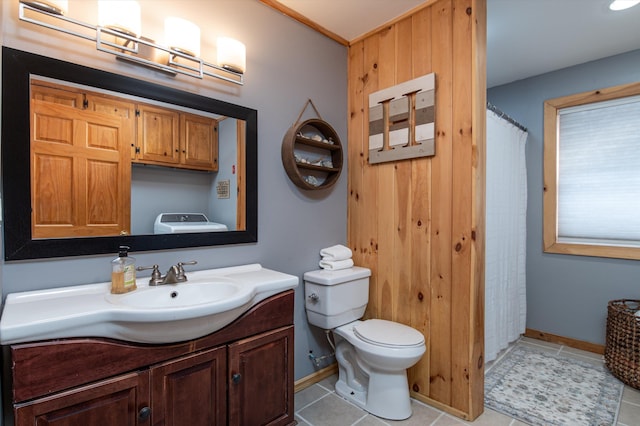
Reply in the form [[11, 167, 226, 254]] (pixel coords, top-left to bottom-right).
[[543, 81, 640, 260]]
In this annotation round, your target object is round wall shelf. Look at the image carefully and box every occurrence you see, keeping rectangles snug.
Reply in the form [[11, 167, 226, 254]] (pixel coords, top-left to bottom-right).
[[281, 118, 343, 190]]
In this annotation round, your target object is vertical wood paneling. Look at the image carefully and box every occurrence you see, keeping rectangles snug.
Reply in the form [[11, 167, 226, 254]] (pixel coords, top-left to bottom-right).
[[470, 0, 487, 417], [408, 5, 433, 397], [428, 0, 454, 405], [347, 0, 485, 420], [451, 0, 474, 411], [348, 39, 364, 268], [377, 25, 396, 322], [394, 18, 414, 327], [361, 35, 381, 320]]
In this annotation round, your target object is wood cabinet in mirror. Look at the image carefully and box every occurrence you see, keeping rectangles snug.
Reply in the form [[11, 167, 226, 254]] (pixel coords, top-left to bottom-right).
[[1, 47, 258, 260]]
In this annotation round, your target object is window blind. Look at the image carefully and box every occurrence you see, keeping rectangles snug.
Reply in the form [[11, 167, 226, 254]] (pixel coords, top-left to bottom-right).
[[557, 95, 640, 246]]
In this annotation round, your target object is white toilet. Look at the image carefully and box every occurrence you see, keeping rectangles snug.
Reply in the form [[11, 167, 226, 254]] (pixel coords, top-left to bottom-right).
[[304, 267, 426, 420]]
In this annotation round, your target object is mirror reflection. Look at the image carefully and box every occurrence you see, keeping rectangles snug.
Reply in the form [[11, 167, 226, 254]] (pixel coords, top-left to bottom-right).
[[30, 78, 244, 238], [2, 47, 257, 260]]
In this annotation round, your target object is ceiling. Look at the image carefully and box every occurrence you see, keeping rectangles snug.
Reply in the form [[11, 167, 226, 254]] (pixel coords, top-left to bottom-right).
[[274, 0, 640, 88]]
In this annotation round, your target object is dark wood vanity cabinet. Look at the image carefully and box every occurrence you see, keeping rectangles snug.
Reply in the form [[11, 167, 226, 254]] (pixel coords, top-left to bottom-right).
[[228, 328, 294, 426], [14, 371, 150, 426], [5, 291, 296, 426], [150, 347, 227, 426]]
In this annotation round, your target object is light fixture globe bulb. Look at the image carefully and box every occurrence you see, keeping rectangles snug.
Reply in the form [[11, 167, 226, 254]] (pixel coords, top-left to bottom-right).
[[217, 37, 246, 74], [609, 0, 640, 11], [98, 0, 141, 37], [165, 17, 201, 57]]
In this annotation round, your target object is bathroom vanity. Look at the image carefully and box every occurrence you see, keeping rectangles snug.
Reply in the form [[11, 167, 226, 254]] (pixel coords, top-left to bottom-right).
[[1, 264, 298, 426]]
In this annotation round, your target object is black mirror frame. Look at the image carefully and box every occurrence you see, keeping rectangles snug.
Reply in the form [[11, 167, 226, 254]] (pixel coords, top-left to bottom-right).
[[1, 47, 258, 261]]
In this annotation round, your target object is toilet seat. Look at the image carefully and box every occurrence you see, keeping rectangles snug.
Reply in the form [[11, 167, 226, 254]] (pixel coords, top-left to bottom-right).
[[353, 319, 424, 348]]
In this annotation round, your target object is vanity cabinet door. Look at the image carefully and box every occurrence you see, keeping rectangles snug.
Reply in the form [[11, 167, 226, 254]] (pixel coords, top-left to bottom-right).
[[14, 371, 150, 426], [180, 113, 219, 171], [228, 326, 295, 426], [150, 347, 227, 426]]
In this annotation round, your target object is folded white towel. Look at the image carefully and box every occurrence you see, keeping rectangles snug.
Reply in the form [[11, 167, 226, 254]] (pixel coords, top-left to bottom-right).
[[319, 258, 354, 271], [320, 244, 352, 261]]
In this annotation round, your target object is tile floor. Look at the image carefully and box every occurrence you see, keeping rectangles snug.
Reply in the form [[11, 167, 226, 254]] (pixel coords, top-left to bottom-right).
[[294, 338, 640, 426]]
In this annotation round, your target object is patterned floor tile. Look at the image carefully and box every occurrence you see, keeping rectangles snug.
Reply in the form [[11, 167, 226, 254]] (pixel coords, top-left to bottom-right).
[[297, 393, 368, 426], [295, 340, 626, 425], [295, 383, 331, 410]]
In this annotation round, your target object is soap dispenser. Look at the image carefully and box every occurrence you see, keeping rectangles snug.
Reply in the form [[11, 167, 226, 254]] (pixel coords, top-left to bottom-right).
[[111, 245, 137, 294]]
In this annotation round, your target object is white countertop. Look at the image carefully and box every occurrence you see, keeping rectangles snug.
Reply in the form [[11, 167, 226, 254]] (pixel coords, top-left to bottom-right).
[[0, 263, 298, 345]]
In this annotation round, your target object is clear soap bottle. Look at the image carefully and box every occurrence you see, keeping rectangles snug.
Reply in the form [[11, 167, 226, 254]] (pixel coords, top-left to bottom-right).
[[111, 245, 137, 294]]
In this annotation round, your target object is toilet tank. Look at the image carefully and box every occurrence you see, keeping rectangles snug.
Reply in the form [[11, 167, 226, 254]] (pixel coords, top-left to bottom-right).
[[304, 267, 371, 329]]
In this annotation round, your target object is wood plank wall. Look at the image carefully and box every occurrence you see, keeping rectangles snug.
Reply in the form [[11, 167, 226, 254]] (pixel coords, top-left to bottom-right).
[[347, 0, 486, 420]]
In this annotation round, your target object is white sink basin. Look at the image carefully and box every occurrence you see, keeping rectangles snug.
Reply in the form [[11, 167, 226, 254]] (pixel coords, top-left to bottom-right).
[[0, 264, 298, 345], [106, 280, 241, 309]]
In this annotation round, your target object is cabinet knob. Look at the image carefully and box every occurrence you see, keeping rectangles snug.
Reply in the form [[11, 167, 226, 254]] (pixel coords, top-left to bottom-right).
[[232, 373, 242, 384], [138, 406, 151, 421]]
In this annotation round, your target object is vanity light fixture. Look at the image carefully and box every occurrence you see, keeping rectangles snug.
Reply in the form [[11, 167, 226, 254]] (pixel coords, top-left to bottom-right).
[[20, 0, 67, 15], [18, 0, 245, 85], [217, 37, 247, 74], [165, 17, 201, 57], [98, 0, 141, 38], [609, 0, 640, 10]]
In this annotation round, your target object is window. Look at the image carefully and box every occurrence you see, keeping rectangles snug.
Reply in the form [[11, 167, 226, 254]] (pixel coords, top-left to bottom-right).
[[543, 81, 640, 260]]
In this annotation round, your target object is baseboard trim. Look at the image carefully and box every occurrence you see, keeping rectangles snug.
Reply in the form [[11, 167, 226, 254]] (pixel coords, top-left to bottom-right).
[[411, 392, 474, 421], [294, 363, 338, 393], [524, 328, 605, 355]]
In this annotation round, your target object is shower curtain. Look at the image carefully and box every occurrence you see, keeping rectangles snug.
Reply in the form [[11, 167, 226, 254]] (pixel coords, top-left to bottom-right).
[[484, 108, 528, 363]]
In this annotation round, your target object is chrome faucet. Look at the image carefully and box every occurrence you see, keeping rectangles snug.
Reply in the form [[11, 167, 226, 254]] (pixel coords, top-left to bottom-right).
[[137, 261, 198, 286]]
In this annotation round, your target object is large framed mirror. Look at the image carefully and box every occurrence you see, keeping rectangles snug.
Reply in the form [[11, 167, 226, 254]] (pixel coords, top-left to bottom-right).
[[1, 47, 257, 260]]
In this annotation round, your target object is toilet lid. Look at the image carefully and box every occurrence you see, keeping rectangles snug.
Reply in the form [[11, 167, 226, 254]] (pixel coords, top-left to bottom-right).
[[353, 319, 424, 348]]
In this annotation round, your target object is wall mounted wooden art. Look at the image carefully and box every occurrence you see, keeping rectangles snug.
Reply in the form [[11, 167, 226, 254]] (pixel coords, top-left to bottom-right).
[[368, 73, 435, 164], [282, 100, 343, 190]]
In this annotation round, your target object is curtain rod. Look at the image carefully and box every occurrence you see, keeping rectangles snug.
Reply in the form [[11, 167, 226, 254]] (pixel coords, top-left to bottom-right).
[[487, 102, 527, 133]]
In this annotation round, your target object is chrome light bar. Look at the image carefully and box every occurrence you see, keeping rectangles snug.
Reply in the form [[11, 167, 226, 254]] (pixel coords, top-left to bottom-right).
[[18, 2, 244, 85]]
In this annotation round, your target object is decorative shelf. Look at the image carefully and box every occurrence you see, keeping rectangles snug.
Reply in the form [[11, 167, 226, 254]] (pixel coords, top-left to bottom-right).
[[281, 118, 343, 190]]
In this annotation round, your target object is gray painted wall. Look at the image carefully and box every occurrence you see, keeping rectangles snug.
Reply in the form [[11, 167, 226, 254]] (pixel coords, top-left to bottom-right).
[[130, 166, 214, 234], [1, 0, 347, 380], [488, 49, 640, 346]]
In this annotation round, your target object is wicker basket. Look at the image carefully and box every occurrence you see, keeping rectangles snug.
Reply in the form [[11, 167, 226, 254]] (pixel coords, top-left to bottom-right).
[[605, 299, 640, 389]]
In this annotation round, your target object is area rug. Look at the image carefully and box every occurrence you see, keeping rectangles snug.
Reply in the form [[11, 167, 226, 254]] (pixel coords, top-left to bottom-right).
[[485, 345, 623, 426]]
